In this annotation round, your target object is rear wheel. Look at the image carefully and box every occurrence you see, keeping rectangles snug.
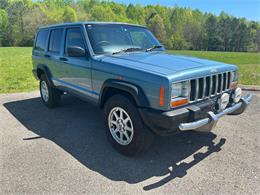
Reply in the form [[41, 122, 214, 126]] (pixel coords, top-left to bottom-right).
[[104, 94, 154, 156], [40, 74, 61, 108]]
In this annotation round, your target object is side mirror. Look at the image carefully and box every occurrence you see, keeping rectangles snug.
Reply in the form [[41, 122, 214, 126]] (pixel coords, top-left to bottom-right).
[[67, 46, 86, 57]]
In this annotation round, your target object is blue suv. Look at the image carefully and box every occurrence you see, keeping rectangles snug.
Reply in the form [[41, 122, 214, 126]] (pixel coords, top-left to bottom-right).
[[32, 22, 252, 156]]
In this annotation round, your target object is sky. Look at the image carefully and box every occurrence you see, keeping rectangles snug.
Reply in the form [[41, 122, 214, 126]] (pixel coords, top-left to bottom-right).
[[113, 0, 260, 21]]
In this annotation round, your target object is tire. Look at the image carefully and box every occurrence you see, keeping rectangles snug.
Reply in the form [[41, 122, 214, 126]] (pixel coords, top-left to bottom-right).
[[39, 74, 61, 108], [104, 94, 154, 156]]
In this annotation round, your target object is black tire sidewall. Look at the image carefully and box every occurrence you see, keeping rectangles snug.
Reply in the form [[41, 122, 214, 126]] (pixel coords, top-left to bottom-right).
[[104, 94, 153, 156]]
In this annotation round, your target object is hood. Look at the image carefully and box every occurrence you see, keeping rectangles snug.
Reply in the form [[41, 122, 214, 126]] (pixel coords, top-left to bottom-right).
[[100, 52, 237, 78]]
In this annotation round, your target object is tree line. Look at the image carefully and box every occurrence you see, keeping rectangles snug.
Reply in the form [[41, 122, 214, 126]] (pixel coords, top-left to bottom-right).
[[0, 0, 259, 52]]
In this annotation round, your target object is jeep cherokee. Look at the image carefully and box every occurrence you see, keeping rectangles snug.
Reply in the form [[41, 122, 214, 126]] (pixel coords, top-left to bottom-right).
[[32, 22, 252, 156]]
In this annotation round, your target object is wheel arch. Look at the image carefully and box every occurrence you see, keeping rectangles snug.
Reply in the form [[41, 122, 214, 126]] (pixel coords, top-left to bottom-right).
[[99, 79, 150, 108], [36, 64, 54, 87]]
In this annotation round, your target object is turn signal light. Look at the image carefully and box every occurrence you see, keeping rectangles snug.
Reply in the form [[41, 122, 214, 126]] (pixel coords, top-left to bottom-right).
[[159, 86, 165, 107], [171, 98, 188, 107]]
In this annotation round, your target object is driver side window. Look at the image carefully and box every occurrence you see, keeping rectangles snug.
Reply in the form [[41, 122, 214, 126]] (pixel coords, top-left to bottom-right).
[[65, 28, 85, 56]]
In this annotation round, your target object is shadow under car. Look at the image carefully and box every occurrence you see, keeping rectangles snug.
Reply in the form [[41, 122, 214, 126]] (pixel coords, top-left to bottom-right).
[[4, 95, 226, 190]]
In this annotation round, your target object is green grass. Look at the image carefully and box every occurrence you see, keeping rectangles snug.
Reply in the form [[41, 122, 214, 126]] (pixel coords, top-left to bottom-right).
[[168, 50, 260, 86], [0, 47, 38, 93], [0, 47, 259, 93]]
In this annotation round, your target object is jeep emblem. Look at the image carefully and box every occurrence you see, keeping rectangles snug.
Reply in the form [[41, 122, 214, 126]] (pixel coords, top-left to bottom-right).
[[211, 68, 217, 73]]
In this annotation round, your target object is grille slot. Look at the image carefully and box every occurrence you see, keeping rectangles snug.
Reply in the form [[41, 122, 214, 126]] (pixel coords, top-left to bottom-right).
[[198, 78, 204, 99], [227, 72, 231, 89], [189, 71, 231, 102], [190, 79, 197, 101], [223, 72, 227, 91], [205, 76, 211, 96], [218, 74, 222, 93]]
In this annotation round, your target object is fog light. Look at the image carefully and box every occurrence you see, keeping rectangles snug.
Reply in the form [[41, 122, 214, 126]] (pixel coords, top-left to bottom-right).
[[233, 87, 242, 103], [218, 93, 230, 111]]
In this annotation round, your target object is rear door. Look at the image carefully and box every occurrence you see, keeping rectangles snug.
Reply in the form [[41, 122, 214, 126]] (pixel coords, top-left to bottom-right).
[[56, 26, 93, 97], [32, 29, 50, 70], [44, 28, 65, 81]]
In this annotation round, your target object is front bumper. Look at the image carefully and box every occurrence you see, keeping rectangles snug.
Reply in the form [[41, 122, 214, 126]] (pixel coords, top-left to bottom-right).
[[139, 94, 252, 136], [179, 94, 252, 132]]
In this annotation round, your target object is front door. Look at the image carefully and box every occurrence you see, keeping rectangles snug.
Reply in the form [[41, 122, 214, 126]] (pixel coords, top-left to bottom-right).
[[56, 26, 94, 98]]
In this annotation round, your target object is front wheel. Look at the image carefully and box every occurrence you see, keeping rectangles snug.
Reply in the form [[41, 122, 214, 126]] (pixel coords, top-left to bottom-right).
[[104, 94, 154, 156]]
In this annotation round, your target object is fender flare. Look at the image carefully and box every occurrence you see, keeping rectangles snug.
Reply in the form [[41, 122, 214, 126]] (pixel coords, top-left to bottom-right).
[[36, 64, 54, 87], [99, 79, 150, 108]]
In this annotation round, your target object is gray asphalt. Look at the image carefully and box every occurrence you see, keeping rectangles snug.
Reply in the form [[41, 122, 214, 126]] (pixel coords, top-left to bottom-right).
[[0, 91, 259, 194]]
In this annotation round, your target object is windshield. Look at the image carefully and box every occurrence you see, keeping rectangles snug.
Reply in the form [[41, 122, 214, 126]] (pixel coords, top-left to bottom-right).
[[85, 24, 163, 55]]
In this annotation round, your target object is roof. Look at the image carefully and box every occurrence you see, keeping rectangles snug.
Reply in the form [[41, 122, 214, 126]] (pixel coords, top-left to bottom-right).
[[39, 21, 146, 29]]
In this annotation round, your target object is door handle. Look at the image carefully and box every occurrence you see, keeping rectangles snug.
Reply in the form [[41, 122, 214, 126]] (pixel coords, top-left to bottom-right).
[[44, 54, 51, 58], [60, 57, 68, 61]]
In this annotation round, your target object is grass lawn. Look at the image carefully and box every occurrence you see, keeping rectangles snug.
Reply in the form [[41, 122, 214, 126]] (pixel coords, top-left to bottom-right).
[[0, 47, 38, 93], [0, 47, 259, 93]]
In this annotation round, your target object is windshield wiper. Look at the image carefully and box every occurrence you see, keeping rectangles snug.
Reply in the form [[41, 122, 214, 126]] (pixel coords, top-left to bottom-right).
[[146, 45, 163, 52], [112, 47, 142, 55]]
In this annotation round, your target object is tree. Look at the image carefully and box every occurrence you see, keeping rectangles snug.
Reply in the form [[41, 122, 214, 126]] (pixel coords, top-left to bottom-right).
[[0, 9, 8, 46], [126, 4, 145, 24], [0, 0, 258, 51], [204, 15, 224, 51], [22, 5, 48, 46], [257, 25, 260, 52], [147, 14, 166, 44], [63, 6, 77, 22], [218, 12, 233, 51], [4, 0, 32, 46], [0, 0, 8, 9], [90, 5, 116, 21]]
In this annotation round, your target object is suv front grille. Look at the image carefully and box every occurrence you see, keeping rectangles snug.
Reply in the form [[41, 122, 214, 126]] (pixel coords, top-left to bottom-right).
[[190, 72, 231, 102]]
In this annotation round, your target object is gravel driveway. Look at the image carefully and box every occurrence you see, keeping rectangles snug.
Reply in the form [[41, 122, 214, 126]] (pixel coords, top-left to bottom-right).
[[0, 91, 259, 194]]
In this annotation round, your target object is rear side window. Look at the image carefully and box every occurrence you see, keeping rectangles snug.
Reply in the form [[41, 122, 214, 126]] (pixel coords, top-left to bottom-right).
[[49, 29, 63, 53], [65, 28, 85, 55], [35, 29, 49, 51]]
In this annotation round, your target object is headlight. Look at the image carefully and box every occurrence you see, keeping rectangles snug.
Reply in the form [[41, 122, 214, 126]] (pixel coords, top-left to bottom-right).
[[171, 81, 190, 99], [231, 71, 238, 82], [171, 81, 190, 107], [230, 71, 238, 90]]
